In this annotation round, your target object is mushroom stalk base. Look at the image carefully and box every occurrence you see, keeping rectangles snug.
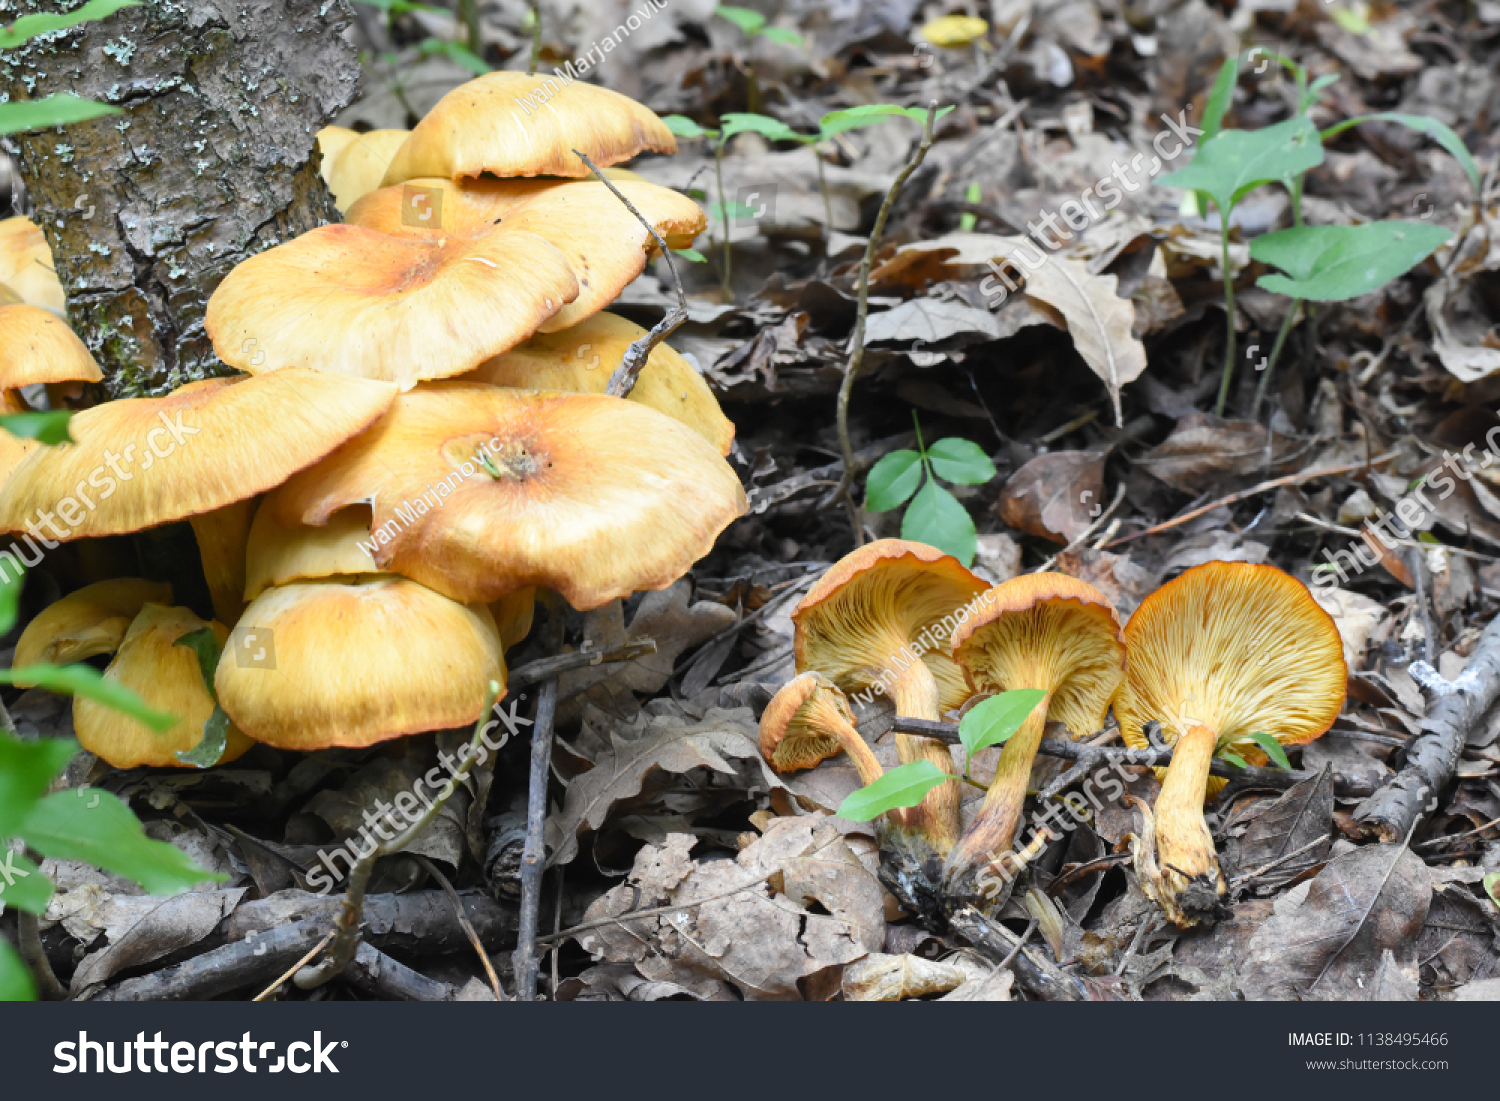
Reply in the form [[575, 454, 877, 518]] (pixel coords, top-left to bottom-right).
[[1132, 722, 1228, 928]]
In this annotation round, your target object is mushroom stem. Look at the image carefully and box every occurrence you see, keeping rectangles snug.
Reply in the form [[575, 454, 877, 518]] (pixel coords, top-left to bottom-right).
[[943, 690, 1052, 899], [1146, 722, 1227, 925], [817, 701, 885, 788], [886, 648, 961, 854]]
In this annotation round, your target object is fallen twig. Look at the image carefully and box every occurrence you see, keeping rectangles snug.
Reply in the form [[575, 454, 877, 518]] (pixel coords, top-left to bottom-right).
[[419, 855, 504, 1000], [512, 675, 558, 1000], [253, 931, 335, 1002], [574, 149, 689, 399], [947, 906, 1090, 1001], [508, 640, 658, 689], [1355, 611, 1500, 841]]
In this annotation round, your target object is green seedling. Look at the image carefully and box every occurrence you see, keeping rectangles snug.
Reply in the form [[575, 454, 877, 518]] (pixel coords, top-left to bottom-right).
[[864, 411, 996, 567]]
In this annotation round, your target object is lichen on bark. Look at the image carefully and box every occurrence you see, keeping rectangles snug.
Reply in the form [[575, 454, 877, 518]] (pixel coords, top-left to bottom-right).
[[1, 0, 360, 396]]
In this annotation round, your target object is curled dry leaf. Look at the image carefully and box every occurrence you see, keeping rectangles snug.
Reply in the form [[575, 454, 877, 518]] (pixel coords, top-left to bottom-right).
[[1235, 767, 1335, 894], [841, 952, 971, 1001], [1239, 843, 1431, 1001], [574, 821, 885, 1000], [997, 450, 1106, 544]]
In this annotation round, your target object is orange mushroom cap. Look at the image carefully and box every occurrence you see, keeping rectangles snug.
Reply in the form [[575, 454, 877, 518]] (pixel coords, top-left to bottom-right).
[[244, 503, 385, 600], [12, 578, 173, 678], [379, 72, 677, 184], [0, 217, 64, 317], [761, 671, 852, 771], [0, 370, 397, 539], [0, 305, 103, 391], [214, 577, 504, 750], [205, 224, 579, 389], [267, 383, 746, 609], [463, 312, 733, 455], [318, 127, 410, 212], [73, 604, 256, 770], [793, 539, 988, 717], [346, 177, 704, 332]]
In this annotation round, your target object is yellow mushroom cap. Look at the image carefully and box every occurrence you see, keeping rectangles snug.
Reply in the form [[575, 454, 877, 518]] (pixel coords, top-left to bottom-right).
[[345, 178, 705, 331], [73, 604, 255, 770], [268, 382, 747, 609], [318, 127, 410, 212], [793, 539, 989, 713], [244, 503, 384, 600], [379, 72, 677, 184], [0, 305, 103, 390], [0, 217, 64, 317], [0, 370, 398, 539], [0, 430, 39, 488], [489, 586, 535, 651], [1115, 561, 1346, 791], [205, 224, 579, 389], [951, 573, 1125, 737], [759, 671, 857, 772], [215, 577, 504, 750], [12, 578, 174, 680], [463, 313, 733, 455]]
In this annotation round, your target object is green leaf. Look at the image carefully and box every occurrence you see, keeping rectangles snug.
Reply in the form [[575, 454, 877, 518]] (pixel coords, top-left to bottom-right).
[[714, 4, 765, 35], [707, 199, 756, 222], [1321, 112, 1480, 195], [174, 626, 221, 700], [0, 731, 76, 836], [20, 789, 224, 894], [864, 449, 923, 512], [418, 37, 489, 75], [1248, 731, 1292, 771], [0, 410, 73, 445], [817, 103, 954, 141], [926, 437, 996, 485], [175, 706, 230, 769], [1218, 750, 1248, 768], [760, 26, 801, 45], [1160, 115, 1324, 216], [0, 939, 36, 1002], [0, 0, 139, 48], [1484, 872, 1499, 907], [662, 114, 713, 139], [352, 0, 446, 12], [901, 481, 977, 566], [719, 112, 804, 143], [835, 759, 948, 821], [1330, 6, 1371, 33], [0, 564, 21, 635], [0, 850, 52, 914], [958, 688, 1047, 756], [0, 94, 120, 136], [672, 247, 706, 262], [1199, 54, 1239, 143], [0, 664, 176, 732], [1250, 221, 1452, 302]]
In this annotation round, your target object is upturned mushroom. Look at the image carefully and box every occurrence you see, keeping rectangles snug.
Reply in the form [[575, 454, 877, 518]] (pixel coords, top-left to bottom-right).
[[379, 72, 677, 184], [0, 217, 65, 317], [463, 313, 733, 455], [74, 603, 255, 769], [266, 382, 746, 608], [0, 304, 103, 411], [792, 540, 988, 861], [11, 578, 173, 680], [1114, 561, 1345, 926], [759, 671, 884, 786], [941, 574, 1125, 910]]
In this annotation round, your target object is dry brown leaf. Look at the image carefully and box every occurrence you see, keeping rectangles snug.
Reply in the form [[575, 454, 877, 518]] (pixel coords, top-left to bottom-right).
[[841, 952, 970, 1001], [997, 450, 1106, 544]]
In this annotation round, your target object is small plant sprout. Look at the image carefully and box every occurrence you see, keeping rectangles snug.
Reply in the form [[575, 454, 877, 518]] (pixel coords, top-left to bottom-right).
[[713, 5, 802, 113], [863, 411, 996, 567]]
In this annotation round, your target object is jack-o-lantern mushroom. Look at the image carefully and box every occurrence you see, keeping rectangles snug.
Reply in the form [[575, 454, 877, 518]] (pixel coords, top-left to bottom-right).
[[0, 304, 103, 412], [11, 578, 172, 680], [791, 540, 988, 869], [1115, 561, 1346, 927], [759, 671, 884, 786], [941, 574, 1125, 911]]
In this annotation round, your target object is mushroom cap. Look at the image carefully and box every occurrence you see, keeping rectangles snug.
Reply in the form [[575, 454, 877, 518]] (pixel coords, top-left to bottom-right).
[[793, 539, 989, 711], [345, 177, 705, 331], [0, 429, 39, 487], [0, 305, 103, 390], [319, 127, 410, 212], [0, 370, 398, 539], [951, 573, 1125, 739], [463, 313, 733, 455], [268, 382, 747, 608], [0, 283, 24, 307], [214, 577, 504, 750], [489, 586, 535, 650], [0, 217, 64, 317], [759, 671, 856, 772], [244, 503, 384, 600], [1116, 561, 1346, 778], [12, 578, 174, 676], [379, 72, 677, 184], [205, 224, 579, 389], [74, 604, 256, 770]]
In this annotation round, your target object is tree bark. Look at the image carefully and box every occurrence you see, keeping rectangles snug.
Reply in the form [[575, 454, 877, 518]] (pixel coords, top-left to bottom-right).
[[1, 0, 360, 397]]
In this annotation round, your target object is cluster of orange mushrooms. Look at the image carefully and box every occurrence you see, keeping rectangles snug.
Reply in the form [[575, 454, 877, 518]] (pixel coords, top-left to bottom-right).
[[759, 541, 1346, 928], [1, 74, 745, 766]]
